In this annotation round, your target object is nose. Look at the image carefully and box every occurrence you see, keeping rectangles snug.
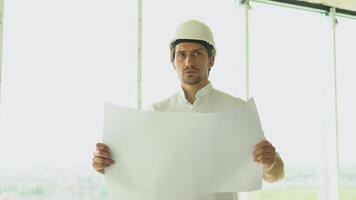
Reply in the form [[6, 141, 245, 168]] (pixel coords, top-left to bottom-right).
[[184, 55, 194, 67]]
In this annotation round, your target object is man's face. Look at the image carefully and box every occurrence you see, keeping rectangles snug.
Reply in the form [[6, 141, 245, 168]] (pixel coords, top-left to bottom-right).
[[173, 42, 215, 85]]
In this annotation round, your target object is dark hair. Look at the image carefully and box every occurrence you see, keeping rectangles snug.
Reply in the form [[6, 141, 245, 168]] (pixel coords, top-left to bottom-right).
[[170, 39, 215, 63]]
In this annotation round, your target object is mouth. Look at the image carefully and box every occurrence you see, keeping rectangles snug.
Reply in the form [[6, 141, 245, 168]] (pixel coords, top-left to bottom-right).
[[184, 69, 197, 74]]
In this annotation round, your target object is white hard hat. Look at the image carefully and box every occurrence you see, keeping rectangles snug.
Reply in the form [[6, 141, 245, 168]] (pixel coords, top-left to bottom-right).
[[170, 20, 215, 50]]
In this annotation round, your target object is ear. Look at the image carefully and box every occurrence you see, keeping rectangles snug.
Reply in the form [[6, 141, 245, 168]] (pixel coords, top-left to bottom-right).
[[208, 55, 215, 68], [172, 63, 177, 70]]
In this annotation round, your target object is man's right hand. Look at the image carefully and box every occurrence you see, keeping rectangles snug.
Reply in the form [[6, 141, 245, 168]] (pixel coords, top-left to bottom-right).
[[92, 143, 115, 174]]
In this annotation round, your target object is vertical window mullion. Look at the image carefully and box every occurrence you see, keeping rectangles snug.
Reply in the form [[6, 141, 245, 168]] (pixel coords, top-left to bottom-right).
[[331, 7, 341, 200], [136, 0, 143, 110], [321, 7, 340, 200]]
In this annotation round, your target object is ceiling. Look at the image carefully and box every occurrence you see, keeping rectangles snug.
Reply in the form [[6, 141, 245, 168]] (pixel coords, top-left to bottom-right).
[[299, 0, 356, 12]]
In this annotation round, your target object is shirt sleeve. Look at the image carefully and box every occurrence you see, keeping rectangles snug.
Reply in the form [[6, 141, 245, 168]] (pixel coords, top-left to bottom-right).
[[262, 153, 285, 183]]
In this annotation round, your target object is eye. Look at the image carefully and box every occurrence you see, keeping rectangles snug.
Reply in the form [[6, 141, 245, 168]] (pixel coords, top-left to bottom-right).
[[193, 52, 201, 56], [177, 53, 185, 58]]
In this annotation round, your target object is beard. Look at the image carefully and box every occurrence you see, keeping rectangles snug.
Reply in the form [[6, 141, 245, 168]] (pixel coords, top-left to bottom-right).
[[182, 75, 202, 85], [181, 70, 207, 85]]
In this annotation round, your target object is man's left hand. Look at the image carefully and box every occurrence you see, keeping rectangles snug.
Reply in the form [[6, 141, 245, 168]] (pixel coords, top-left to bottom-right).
[[253, 140, 276, 170]]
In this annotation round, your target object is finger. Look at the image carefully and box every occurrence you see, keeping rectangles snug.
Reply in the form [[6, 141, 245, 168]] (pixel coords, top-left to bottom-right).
[[254, 146, 275, 157], [93, 156, 115, 165], [254, 156, 274, 165], [94, 150, 111, 159], [96, 143, 110, 151], [93, 157, 115, 165], [254, 143, 273, 151], [98, 169, 105, 174], [254, 152, 276, 162], [254, 152, 275, 162], [259, 158, 275, 166], [253, 146, 275, 157], [92, 163, 112, 171], [254, 140, 270, 149]]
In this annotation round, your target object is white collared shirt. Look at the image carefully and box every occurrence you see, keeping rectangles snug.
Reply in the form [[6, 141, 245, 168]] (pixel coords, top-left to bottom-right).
[[152, 82, 244, 200], [153, 82, 245, 113]]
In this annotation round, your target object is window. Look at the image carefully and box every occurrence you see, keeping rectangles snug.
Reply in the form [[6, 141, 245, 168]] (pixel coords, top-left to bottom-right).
[[141, 0, 245, 109], [337, 16, 356, 200], [247, 2, 325, 200], [0, 1, 132, 199], [1, 0, 356, 199]]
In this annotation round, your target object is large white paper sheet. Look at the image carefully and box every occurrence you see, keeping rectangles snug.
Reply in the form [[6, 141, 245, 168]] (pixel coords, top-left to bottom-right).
[[103, 98, 264, 200]]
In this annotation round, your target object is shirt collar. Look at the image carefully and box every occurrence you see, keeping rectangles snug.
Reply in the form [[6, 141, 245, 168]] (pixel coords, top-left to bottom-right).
[[178, 82, 214, 101]]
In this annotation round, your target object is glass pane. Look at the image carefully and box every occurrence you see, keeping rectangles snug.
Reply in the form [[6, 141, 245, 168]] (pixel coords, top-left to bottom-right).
[[142, 0, 245, 109], [0, 1, 132, 199], [337, 16, 356, 200], [248, 2, 325, 200]]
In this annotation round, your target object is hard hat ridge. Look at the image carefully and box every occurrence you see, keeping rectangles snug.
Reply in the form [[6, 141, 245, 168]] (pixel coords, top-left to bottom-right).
[[170, 20, 216, 62], [171, 20, 215, 49]]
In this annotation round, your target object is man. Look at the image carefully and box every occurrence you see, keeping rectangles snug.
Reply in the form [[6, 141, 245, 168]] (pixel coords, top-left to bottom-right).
[[93, 20, 284, 200]]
